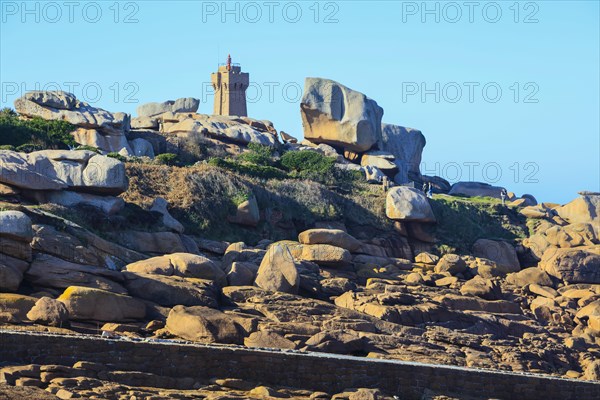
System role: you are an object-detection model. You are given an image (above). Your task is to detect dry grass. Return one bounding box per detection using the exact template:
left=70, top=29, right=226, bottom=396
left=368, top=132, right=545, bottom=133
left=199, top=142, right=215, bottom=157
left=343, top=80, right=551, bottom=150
left=122, top=163, right=390, bottom=243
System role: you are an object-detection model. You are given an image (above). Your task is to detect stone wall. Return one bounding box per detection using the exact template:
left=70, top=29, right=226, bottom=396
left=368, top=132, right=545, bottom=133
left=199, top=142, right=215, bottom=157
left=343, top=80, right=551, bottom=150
left=1, top=330, right=599, bottom=399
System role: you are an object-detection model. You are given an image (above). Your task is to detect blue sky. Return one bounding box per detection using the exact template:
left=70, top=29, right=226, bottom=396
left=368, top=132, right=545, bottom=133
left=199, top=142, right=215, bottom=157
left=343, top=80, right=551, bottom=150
left=1, top=0, right=598, bottom=204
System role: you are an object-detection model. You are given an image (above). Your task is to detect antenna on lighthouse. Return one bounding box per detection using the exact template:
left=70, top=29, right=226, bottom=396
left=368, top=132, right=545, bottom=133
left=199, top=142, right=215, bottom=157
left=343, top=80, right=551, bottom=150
left=226, top=54, right=232, bottom=71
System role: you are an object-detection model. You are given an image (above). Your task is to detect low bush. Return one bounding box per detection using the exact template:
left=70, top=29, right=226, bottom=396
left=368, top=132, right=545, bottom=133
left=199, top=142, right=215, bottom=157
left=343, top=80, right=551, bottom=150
left=237, top=142, right=276, bottom=166
left=75, top=145, right=101, bottom=153
left=16, top=143, right=45, bottom=153
left=280, top=150, right=335, bottom=174
left=107, top=152, right=126, bottom=162
left=155, top=153, right=178, bottom=166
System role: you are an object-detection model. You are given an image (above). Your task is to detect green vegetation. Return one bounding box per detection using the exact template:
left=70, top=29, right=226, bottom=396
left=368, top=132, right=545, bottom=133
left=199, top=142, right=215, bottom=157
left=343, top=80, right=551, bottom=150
left=230, top=190, right=251, bottom=206
left=280, top=150, right=335, bottom=174
left=16, top=143, right=45, bottom=153
left=279, top=150, right=362, bottom=188
left=107, top=152, right=126, bottom=162
left=122, top=163, right=388, bottom=244
left=430, top=194, right=528, bottom=254
left=208, top=157, right=288, bottom=180
left=237, top=143, right=276, bottom=166
left=75, top=145, right=101, bottom=153
left=0, top=107, right=76, bottom=149
left=155, top=153, right=178, bottom=166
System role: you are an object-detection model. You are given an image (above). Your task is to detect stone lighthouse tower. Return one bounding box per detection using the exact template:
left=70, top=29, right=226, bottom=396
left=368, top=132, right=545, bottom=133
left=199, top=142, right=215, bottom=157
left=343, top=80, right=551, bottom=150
left=211, top=54, right=249, bottom=117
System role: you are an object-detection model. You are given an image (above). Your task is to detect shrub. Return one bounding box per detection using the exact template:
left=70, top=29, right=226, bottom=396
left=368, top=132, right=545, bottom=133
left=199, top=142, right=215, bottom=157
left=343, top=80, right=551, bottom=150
left=208, top=157, right=288, bottom=180
left=0, top=144, right=15, bottom=151
left=231, top=190, right=251, bottom=206
left=280, top=150, right=335, bottom=174
left=107, top=152, right=126, bottom=162
left=279, top=150, right=362, bottom=187
left=75, top=145, right=101, bottom=153
left=16, top=143, right=44, bottom=153
left=0, top=107, right=76, bottom=149
left=155, top=153, right=178, bottom=166
left=237, top=142, right=276, bottom=166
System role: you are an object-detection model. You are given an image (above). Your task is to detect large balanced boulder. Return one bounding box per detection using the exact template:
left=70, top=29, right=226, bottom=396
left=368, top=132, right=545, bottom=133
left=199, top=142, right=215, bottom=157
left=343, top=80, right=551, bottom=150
left=449, top=182, right=507, bottom=199
left=385, top=187, right=435, bottom=222
left=379, top=124, right=426, bottom=184
left=57, top=286, right=145, bottom=322
left=539, top=246, right=600, bottom=284
left=472, top=239, right=520, bottom=274
left=300, top=77, right=383, bottom=152
left=166, top=305, right=250, bottom=344
left=298, top=229, right=361, bottom=252
left=255, top=244, right=300, bottom=294
left=555, top=193, right=600, bottom=225
left=14, top=91, right=131, bottom=154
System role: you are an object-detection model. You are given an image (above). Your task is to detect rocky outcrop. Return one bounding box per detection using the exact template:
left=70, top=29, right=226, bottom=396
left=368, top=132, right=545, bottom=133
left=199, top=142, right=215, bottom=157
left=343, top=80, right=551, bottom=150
left=506, top=267, right=553, bottom=287
left=287, top=243, right=352, bottom=267
left=137, top=98, right=199, bottom=118
left=378, top=124, right=426, bottom=184
left=166, top=305, right=251, bottom=344
left=162, top=114, right=278, bottom=147
left=125, top=253, right=226, bottom=285
left=555, top=193, right=600, bottom=225
left=14, top=91, right=131, bottom=154
left=539, top=246, right=600, bottom=284
left=25, top=254, right=127, bottom=294
left=0, top=211, right=33, bottom=291
left=448, top=182, right=507, bottom=199
left=434, top=254, right=467, bottom=275
left=298, top=229, right=361, bottom=252
left=122, top=272, right=218, bottom=308
left=0, top=150, right=127, bottom=213
left=0, top=211, right=33, bottom=242
left=300, top=78, right=383, bottom=152
left=472, top=239, right=520, bottom=274
left=385, top=187, right=435, bottom=222
left=360, top=151, right=398, bottom=175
